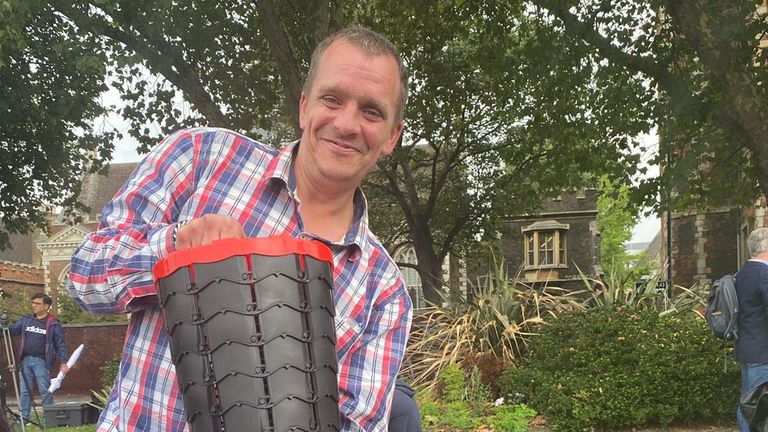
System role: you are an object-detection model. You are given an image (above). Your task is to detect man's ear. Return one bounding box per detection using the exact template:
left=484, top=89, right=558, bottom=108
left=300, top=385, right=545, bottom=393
left=381, top=120, right=404, bottom=156
left=299, top=92, right=307, bottom=131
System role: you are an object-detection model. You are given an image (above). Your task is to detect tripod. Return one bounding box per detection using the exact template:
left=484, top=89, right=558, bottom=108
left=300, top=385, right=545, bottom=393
left=0, top=313, right=28, bottom=432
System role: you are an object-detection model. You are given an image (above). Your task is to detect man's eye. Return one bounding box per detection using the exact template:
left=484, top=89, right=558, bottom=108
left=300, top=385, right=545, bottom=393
left=363, top=109, right=382, bottom=119
left=322, top=96, right=340, bottom=105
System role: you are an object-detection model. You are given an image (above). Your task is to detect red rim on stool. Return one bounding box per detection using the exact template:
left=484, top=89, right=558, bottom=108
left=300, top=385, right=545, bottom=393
left=153, top=236, right=340, bottom=432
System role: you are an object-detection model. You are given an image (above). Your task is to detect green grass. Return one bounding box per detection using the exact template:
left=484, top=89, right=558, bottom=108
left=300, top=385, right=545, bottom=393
left=4, top=416, right=97, bottom=432
left=14, top=425, right=96, bottom=432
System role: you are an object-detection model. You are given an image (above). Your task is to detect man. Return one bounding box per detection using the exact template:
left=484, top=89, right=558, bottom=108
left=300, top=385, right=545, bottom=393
left=735, top=227, right=768, bottom=432
left=389, top=379, right=422, bottom=432
left=8, top=293, right=69, bottom=424
left=68, top=25, right=412, bottom=431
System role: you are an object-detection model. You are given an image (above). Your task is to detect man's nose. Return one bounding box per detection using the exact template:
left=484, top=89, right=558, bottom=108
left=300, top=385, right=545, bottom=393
left=332, top=104, right=360, bottom=137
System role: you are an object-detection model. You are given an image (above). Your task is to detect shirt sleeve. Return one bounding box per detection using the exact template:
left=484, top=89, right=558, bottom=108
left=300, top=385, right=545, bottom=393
left=339, top=276, right=413, bottom=431
left=67, top=129, right=197, bottom=315
left=8, top=318, right=22, bottom=337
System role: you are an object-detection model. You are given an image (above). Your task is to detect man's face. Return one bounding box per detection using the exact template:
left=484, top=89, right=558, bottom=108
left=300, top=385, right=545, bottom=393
left=298, top=39, right=403, bottom=187
left=31, top=299, right=46, bottom=314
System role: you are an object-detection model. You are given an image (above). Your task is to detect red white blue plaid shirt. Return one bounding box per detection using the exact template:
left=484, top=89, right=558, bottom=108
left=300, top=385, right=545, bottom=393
left=68, top=128, right=412, bottom=431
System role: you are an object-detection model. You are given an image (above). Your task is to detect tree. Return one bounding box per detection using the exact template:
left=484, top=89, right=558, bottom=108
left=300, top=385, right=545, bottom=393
left=529, top=0, right=768, bottom=212
left=0, top=1, right=116, bottom=249
left=596, top=176, right=637, bottom=270
left=358, top=1, right=648, bottom=303
left=1, top=0, right=650, bottom=304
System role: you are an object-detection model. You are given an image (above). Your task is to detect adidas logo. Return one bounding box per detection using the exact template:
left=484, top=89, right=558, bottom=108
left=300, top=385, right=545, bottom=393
left=25, top=326, right=46, bottom=335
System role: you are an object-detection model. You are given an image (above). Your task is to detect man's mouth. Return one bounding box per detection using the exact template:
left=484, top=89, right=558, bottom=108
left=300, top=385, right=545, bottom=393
left=324, top=137, right=360, bottom=153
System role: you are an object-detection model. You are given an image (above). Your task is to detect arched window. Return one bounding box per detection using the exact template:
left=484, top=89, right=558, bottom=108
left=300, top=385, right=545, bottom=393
left=394, top=246, right=426, bottom=309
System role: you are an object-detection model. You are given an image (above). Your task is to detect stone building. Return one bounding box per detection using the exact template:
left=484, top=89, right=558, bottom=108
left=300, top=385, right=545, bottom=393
left=663, top=201, right=768, bottom=289
left=499, top=189, right=602, bottom=290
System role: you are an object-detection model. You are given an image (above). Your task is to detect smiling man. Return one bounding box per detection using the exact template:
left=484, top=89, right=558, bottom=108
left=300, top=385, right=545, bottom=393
left=68, top=26, right=412, bottom=432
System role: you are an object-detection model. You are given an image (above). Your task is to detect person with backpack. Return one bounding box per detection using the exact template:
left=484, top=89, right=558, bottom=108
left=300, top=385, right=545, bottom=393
left=8, top=293, right=68, bottom=425
left=735, top=228, right=768, bottom=432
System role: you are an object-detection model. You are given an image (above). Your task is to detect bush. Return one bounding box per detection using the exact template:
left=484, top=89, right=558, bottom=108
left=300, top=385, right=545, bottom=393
left=419, top=363, right=536, bottom=431
left=99, top=353, right=121, bottom=390
left=488, top=404, right=537, bottom=432
left=499, top=307, right=739, bottom=431
left=420, top=399, right=536, bottom=431
left=439, top=364, right=465, bottom=403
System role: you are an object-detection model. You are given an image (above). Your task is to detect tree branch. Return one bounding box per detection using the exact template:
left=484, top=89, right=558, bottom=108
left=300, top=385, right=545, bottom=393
left=65, top=3, right=230, bottom=127
left=255, top=0, right=304, bottom=134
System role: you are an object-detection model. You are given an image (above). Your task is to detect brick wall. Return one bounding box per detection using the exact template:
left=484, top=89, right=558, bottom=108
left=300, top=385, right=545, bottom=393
left=0, top=323, right=127, bottom=397
left=671, top=210, right=738, bottom=288
left=0, top=263, right=45, bottom=312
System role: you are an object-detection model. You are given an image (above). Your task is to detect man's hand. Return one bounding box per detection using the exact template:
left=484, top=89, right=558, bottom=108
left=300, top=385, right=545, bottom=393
left=175, top=214, right=246, bottom=250
left=60, top=364, right=70, bottom=375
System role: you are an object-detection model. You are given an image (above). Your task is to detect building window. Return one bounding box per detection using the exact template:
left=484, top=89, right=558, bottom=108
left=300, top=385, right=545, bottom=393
left=395, top=246, right=426, bottom=309
left=522, top=221, right=569, bottom=269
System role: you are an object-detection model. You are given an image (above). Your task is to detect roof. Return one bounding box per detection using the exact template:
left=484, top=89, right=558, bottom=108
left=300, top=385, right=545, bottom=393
left=0, top=231, right=39, bottom=265
left=76, top=162, right=139, bottom=222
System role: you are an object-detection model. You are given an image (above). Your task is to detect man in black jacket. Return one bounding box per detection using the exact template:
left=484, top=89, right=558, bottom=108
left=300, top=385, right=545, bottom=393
left=8, top=293, right=68, bottom=424
left=735, top=228, right=768, bottom=432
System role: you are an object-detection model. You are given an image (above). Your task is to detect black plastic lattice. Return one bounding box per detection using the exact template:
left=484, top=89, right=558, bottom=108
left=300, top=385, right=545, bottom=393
left=157, top=253, right=340, bottom=432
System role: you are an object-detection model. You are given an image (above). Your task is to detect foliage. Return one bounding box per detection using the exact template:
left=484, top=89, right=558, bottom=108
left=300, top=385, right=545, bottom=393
left=401, top=257, right=583, bottom=396
left=1, top=1, right=649, bottom=308
left=0, top=0, right=117, bottom=249
left=99, top=353, right=121, bottom=390
left=438, top=364, right=465, bottom=403
left=488, top=404, right=537, bottom=432
left=578, top=262, right=707, bottom=315
left=420, top=400, right=536, bottom=431
left=596, top=175, right=639, bottom=270
left=88, top=386, right=110, bottom=412
left=530, top=0, right=768, bottom=212
left=499, top=307, right=739, bottom=431
left=87, top=353, right=120, bottom=414
left=56, top=284, right=127, bottom=324
left=421, top=400, right=481, bottom=431
left=22, top=426, right=95, bottom=432
left=419, top=364, right=536, bottom=431
left=361, top=0, right=646, bottom=303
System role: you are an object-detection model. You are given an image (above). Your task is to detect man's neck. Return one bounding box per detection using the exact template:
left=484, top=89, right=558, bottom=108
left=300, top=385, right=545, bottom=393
left=295, top=183, right=356, bottom=241
left=35, top=312, right=48, bottom=320
left=753, top=252, right=768, bottom=261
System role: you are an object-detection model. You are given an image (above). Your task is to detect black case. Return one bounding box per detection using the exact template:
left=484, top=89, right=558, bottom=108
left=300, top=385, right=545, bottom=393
left=154, top=237, right=341, bottom=432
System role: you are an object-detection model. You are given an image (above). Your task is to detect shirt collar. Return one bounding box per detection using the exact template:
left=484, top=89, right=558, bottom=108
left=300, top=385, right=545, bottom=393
left=267, top=141, right=367, bottom=260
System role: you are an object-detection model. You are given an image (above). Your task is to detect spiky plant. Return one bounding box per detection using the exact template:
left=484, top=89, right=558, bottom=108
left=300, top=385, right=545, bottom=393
left=401, top=257, right=583, bottom=396
left=578, top=262, right=707, bottom=315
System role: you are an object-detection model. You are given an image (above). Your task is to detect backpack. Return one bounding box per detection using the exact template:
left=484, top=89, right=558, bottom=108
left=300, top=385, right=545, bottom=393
left=705, top=273, right=739, bottom=341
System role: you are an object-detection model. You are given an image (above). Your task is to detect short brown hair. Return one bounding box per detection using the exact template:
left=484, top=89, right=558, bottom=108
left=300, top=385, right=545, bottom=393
left=303, top=25, right=409, bottom=122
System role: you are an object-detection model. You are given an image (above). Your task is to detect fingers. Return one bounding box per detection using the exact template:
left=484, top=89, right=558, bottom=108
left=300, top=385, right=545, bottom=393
left=174, top=214, right=245, bottom=250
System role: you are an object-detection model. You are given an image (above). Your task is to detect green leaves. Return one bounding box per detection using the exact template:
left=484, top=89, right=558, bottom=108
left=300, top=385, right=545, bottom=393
left=501, top=307, right=739, bottom=430
left=0, top=0, right=112, bottom=248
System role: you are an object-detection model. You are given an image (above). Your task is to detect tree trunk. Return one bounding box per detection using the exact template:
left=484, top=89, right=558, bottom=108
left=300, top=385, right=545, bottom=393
left=410, top=216, right=446, bottom=306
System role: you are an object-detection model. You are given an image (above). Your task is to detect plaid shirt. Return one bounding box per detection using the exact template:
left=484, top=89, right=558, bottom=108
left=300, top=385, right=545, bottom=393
left=68, top=128, right=412, bottom=431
